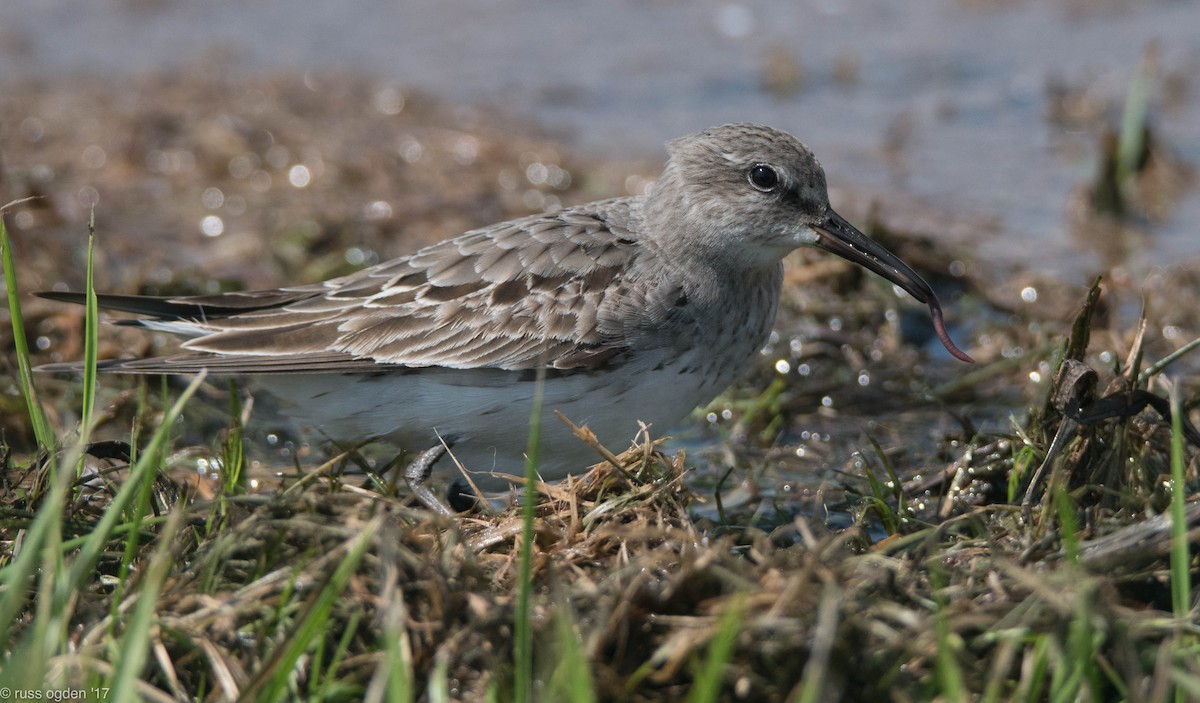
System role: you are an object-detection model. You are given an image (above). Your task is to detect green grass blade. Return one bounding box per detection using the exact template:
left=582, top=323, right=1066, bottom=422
left=930, top=566, right=967, bottom=703
left=257, top=516, right=380, bottom=703
left=1167, top=384, right=1191, bottom=620
left=1060, top=585, right=1098, bottom=703
left=311, top=609, right=360, bottom=698
left=514, top=368, right=545, bottom=703
left=427, top=644, right=452, bottom=703
left=546, top=602, right=596, bottom=703
left=221, top=380, right=247, bottom=495
left=1138, top=335, right=1200, bottom=385
left=0, top=440, right=83, bottom=654
left=1116, top=48, right=1152, bottom=190
left=1023, top=635, right=1052, bottom=701
left=0, top=210, right=56, bottom=449
left=1055, top=488, right=1080, bottom=566
left=2, top=456, right=71, bottom=691
left=863, top=433, right=904, bottom=534
left=933, top=601, right=967, bottom=703
left=382, top=603, right=414, bottom=703
left=686, top=595, right=745, bottom=703
left=60, top=372, right=206, bottom=600
left=1008, top=441, right=1038, bottom=504
left=81, top=210, right=99, bottom=435
left=386, top=646, right=414, bottom=703
left=109, top=424, right=162, bottom=631
left=108, top=508, right=185, bottom=702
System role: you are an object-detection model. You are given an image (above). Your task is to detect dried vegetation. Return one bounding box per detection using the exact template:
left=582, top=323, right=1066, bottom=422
left=2, top=69, right=1198, bottom=702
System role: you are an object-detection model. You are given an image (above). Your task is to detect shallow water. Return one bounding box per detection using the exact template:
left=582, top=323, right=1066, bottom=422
left=5, top=0, right=1199, bottom=279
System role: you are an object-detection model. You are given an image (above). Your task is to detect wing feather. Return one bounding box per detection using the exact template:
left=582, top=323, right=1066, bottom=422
left=43, top=197, right=665, bottom=374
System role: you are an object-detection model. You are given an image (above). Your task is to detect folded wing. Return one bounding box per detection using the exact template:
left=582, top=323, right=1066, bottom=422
left=40, top=199, right=650, bottom=375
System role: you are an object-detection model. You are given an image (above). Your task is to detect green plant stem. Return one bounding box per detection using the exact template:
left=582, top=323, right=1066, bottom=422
left=0, top=210, right=55, bottom=449
left=81, top=210, right=99, bottom=435
left=515, top=369, right=545, bottom=703
left=1168, top=384, right=1191, bottom=621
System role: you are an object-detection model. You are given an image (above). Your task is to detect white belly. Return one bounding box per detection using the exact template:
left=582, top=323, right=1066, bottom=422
left=256, top=345, right=740, bottom=490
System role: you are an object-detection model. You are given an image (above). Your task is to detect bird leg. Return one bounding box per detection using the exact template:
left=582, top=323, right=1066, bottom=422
left=404, top=443, right=454, bottom=516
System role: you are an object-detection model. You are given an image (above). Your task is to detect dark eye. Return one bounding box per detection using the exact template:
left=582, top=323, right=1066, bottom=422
left=748, top=164, right=779, bottom=191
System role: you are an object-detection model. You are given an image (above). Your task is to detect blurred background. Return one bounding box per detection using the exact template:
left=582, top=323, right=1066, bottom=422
left=4, top=0, right=1198, bottom=278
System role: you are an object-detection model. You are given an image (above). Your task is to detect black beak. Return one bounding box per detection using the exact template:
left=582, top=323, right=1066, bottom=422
left=813, top=209, right=974, bottom=363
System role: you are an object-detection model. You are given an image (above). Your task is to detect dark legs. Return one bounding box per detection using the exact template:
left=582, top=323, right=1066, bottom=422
left=403, top=443, right=454, bottom=516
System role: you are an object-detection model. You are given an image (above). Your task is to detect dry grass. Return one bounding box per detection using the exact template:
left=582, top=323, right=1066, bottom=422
left=3, top=310, right=1198, bottom=701
left=4, top=367, right=1195, bottom=695
left=2, top=68, right=1199, bottom=702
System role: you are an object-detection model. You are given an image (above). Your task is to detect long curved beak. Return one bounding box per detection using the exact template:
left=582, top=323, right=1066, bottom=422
left=813, top=209, right=974, bottom=363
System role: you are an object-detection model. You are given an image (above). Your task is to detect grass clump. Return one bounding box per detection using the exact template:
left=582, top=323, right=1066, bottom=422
left=3, top=214, right=1199, bottom=702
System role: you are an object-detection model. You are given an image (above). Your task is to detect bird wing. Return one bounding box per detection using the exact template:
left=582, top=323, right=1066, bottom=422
left=41, top=198, right=653, bottom=374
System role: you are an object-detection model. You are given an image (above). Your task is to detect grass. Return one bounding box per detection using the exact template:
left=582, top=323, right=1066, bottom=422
left=1169, top=384, right=1192, bottom=622
left=81, top=210, right=99, bottom=440
left=686, top=594, right=747, bottom=703
left=2, top=213, right=1199, bottom=703
left=1, top=208, right=54, bottom=450
left=515, top=368, right=545, bottom=703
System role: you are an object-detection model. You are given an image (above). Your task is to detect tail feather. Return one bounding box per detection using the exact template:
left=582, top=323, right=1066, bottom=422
left=37, top=350, right=394, bottom=375
left=36, top=289, right=318, bottom=320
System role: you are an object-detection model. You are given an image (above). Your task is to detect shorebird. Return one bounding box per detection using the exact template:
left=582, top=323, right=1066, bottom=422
left=41, top=123, right=972, bottom=514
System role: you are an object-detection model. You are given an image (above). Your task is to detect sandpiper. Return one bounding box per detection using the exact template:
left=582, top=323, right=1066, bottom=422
left=41, top=123, right=972, bottom=514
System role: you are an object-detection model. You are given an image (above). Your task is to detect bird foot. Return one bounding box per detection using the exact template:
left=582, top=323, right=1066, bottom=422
left=403, top=444, right=454, bottom=516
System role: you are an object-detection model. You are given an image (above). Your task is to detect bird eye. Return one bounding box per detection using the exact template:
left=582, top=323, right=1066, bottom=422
left=748, top=164, right=779, bottom=191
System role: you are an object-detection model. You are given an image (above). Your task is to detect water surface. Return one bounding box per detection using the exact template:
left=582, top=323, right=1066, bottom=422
left=5, top=0, right=1199, bottom=278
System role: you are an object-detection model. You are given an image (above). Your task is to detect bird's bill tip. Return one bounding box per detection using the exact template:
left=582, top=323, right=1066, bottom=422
left=812, top=209, right=974, bottom=363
